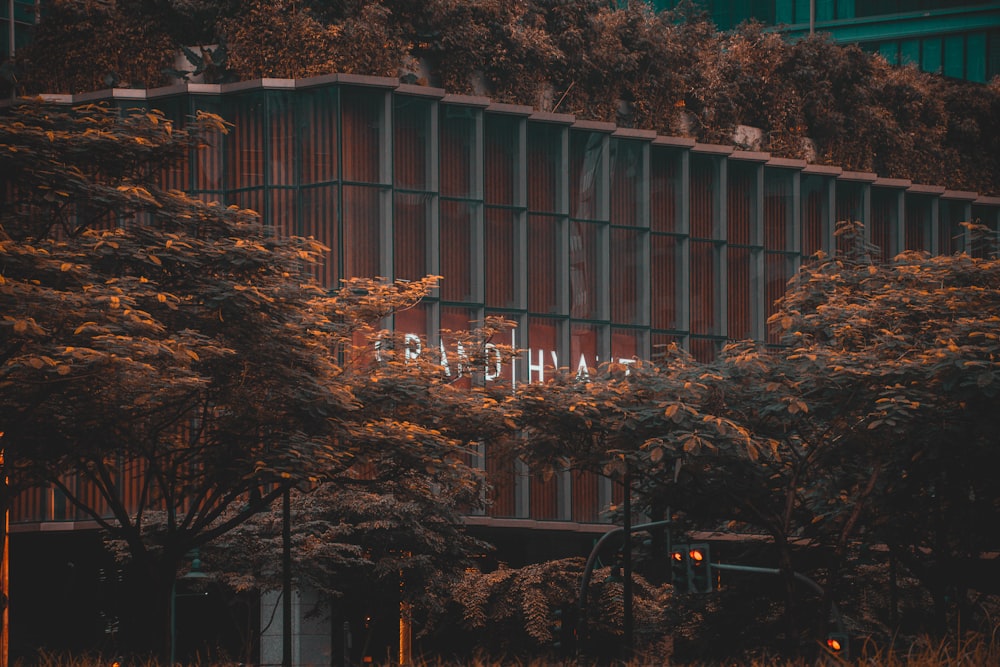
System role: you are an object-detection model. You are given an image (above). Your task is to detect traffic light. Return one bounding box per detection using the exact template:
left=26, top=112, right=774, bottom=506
left=550, top=607, right=564, bottom=650
left=670, top=544, right=690, bottom=593
left=688, top=543, right=712, bottom=593
left=549, top=606, right=576, bottom=654
left=825, top=632, right=849, bottom=659
left=670, top=543, right=713, bottom=593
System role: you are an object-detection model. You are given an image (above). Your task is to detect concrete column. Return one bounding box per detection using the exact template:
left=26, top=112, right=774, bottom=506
left=260, top=587, right=332, bottom=667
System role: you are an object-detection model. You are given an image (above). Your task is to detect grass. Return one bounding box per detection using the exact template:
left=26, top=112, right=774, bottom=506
left=23, top=632, right=1000, bottom=666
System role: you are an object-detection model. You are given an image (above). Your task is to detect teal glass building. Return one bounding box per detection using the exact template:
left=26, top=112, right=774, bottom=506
left=1, top=0, right=37, bottom=58
left=654, top=1, right=1000, bottom=82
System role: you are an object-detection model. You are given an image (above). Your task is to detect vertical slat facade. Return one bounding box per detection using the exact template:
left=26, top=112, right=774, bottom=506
left=12, top=80, right=1000, bottom=530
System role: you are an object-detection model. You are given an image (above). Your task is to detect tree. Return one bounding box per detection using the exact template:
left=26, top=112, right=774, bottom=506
left=445, top=557, right=677, bottom=659
left=0, top=101, right=479, bottom=655
left=698, top=338, right=903, bottom=644
left=202, top=320, right=519, bottom=655
left=504, top=352, right=756, bottom=655
left=205, top=481, right=486, bottom=661
left=510, top=351, right=753, bottom=482
left=770, top=221, right=1000, bottom=634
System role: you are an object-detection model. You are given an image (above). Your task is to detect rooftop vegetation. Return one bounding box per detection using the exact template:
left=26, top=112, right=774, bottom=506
left=6, top=0, right=999, bottom=195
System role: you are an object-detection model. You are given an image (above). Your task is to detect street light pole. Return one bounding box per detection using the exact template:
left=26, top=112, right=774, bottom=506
left=282, top=486, right=292, bottom=667
left=169, top=577, right=177, bottom=667
left=2, top=442, right=10, bottom=667
left=170, top=550, right=208, bottom=666
left=577, top=518, right=674, bottom=651
left=622, top=469, right=633, bottom=656
left=7, top=1, right=14, bottom=60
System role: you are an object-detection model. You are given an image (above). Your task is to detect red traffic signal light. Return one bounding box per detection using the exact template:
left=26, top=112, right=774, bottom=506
left=687, top=543, right=712, bottom=593
left=825, top=632, right=849, bottom=658
left=670, top=546, right=690, bottom=592
left=670, top=543, right=712, bottom=593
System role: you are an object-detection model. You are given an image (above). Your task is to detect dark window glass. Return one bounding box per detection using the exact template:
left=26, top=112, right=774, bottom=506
left=394, top=96, right=433, bottom=191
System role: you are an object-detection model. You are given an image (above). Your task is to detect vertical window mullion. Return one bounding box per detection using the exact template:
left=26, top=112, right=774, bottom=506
left=380, top=88, right=393, bottom=280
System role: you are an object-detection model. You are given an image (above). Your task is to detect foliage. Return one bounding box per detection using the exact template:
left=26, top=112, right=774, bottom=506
left=15, top=0, right=175, bottom=93
left=0, top=101, right=487, bottom=655
left=17, top=630, right=1000, bottom=666
left=8, top=1, right=998, bottom=193
left=201, top=321, right=518, bottom=632
left=504, top=222, right=1000, bottom=651
left=700, top=23, right=806, bottom=153
left=203, top=480, right=489, bottom=640
left=0, top=100, right=338, bottom=650
left=769, top=221, right=1000, bottom=634
left=217, top=0, right=347, bottom=80
left=218, top=0, right=413, bottom=80
left=442, top=558, right=676, bottom=658
left=508, top=353, right=755, bottom=483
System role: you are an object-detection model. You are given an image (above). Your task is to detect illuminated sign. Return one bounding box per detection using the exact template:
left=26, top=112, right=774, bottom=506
left=393, top=329, right=637, bottom=386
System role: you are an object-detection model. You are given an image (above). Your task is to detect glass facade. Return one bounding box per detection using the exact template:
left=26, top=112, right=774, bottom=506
left=659, top=1, right=1000, bottom=82
left=1, top=0, right=37, bottom=58
left=12, top=77, right=1000, bottom=527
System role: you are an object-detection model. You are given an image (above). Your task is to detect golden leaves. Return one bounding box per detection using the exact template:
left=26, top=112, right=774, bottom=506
left=681, top=433, right=707, bottom=453
left=786, top=399, right=808, bottom=415
left=8, top=317, right=45, bottom=336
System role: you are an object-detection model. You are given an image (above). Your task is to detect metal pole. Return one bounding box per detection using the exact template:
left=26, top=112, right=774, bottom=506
left=809, top=0, right=815, bottom=35
left=709, top=562, right=845, bottom=633
left=342, top=621, right=351, bottom=667
left=7, top=0, right=14, bottom=60
left=1, top=496, right=6, bottom=667
left=282, top=487, right=292, bottom=667
left=1, top=446, right=8, bottom=667
left=621, top=469, right=633, bottom=656
left=169, top=578, right=176, bottom=667
left=398, top=601, right=412, bottom=665
left=576, top=520, right=673, bottom=642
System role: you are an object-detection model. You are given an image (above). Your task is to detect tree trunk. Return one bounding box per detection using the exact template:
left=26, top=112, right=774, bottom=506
left=118, top=553, right=178, bottom=660
left=774, top=535, right=799, bottom=651
left=0, top=481, right=8, bottom=667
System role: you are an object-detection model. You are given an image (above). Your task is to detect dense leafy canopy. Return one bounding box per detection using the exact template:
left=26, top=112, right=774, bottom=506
left=2, top=90, right=999, bottom=662
left=769, top=222, right=1000, bottom=628
left=0, top=101, right=495, bottom=653
left=204, top=319, right=519, bottom=627
left=505, top=222, right=1000, bottom=648
left=8, top=0, right=999, bottom=194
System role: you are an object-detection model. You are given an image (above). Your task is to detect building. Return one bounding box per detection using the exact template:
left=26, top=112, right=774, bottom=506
left=14, top=74, right=1000, bottom=528
left=7, top=75, right=1000, bottom=661
left=654, top=0, right=1000, bottom=82
left=1, top=0, right=36, bottom=59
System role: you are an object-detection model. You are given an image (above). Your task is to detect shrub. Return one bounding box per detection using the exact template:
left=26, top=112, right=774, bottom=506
left=16, top=0, right=174, bottom=93
left=9, top=3, right=1000, bottom=205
